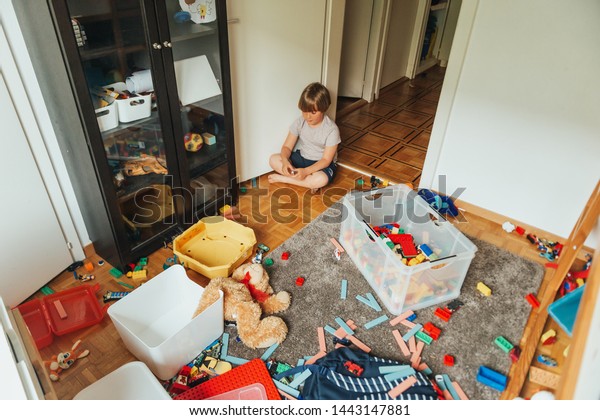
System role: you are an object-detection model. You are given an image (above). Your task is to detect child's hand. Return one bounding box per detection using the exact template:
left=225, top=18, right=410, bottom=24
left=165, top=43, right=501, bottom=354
left=282, top=160, right=296, bottom=176
left=292, top=167, right=308, bottom=180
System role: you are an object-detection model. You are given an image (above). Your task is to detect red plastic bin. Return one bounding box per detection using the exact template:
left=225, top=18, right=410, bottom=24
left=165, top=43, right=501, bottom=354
left=17, top=284, right=108, bottom=349
left=17, top=299, right=53, bottom=349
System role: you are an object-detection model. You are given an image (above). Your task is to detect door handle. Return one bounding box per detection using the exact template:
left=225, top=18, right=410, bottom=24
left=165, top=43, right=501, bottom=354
left=163, top=41, right=172, bottom=48
left=152, top=42, right=162, bottom=50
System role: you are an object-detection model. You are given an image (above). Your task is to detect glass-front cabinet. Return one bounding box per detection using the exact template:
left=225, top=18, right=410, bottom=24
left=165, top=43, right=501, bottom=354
left=44, top=0, right=236, bottom=271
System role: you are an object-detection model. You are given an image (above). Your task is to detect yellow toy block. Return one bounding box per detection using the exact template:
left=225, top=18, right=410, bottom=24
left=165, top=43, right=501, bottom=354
left=541, top=329, right=556, bottom=343
left=127, top=269, right=148, bottom=280
left=476, top=281, right=492, bottom=296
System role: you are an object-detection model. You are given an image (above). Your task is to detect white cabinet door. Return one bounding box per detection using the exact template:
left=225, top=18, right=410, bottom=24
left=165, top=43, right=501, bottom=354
left=0, top=73, right=72, bottom=308
left=227, top=0, right=327, bottom=181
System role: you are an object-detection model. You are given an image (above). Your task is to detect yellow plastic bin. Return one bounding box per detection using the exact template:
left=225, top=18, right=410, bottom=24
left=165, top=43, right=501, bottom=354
left=173, top=216, right=256, bottom=279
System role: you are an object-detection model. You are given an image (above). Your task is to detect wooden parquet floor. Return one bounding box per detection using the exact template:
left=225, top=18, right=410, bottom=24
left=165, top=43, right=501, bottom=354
left=22, top=166, right=582, bottom=400
left=336, top=66, right=447, bottom=186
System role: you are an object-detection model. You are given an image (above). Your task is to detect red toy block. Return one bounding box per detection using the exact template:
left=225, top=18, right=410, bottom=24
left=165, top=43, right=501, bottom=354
left=281, top=252, right=290, bottom=260
left=443, top=354, right=455, bottom=367
left=509, top=346, right=521, bottom=363
left=525, top=293, right=540, bottom=308
left=515, top=226, right=526, bottom=235
left=344, top=361, right=364, bottom=376
left=434, top=307, right=451, bottom=322
left=295, top=277, right=305, bottom=286
left=423, top=322, right=441, bottom=340
left=542, top=336, right=557, bottom=346
left=387, top=234, right=418, bottom=257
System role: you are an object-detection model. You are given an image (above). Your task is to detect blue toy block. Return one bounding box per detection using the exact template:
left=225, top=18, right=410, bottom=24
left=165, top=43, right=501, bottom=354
left=288, top=369, right=312, bottom=389
left=340, top=279, right=348, bottom=299
left=261, top=343, right=279, bottom=361
left=364, top=315, right=389, bottom=330
left=443, top=374, right=460, bottom=400
left=365, top=293, right=382, bottom=312
left=476, top=366, right=507, bottom=391
left=406, top=313, right=417, bottom=322
left=402, top=323, right=423, bottom=341
left=334, top=317, right=354, bottom=336
left=221, top=333, right=229, bottom=359
left=273, top=379, right=300, bottom=398
left=324, top=325, right=338, bottom=336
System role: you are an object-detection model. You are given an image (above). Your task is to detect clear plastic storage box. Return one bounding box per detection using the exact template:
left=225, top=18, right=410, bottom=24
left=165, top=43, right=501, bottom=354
left=339, top=184, right=477, bottom=314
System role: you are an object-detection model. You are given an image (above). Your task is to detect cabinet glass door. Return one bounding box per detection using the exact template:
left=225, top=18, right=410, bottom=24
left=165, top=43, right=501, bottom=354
left=67, top=0, right=176, bottom=248
left=164, top=0, right=230, bottom=214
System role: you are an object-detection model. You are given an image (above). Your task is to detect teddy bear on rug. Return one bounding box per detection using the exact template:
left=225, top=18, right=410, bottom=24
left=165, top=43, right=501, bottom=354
left=193, top=263, right=290, bottom=349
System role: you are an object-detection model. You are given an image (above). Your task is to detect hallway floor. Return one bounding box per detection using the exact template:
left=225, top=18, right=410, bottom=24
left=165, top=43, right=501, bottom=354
left=336, top=66, right=446, bottom=186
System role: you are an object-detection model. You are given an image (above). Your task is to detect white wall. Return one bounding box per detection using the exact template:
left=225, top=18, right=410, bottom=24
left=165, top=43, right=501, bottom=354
left=0, top=1, right=89, bottom=254
left=422, top=0, right=600, bottom=247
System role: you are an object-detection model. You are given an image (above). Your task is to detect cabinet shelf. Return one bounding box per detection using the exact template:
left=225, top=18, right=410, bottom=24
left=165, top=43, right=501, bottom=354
left=79, top=44, right=145, bottom=60
left=187, top=142, right=228, bottom=178
left=431, top=2, right=448, bottom=12
left=170, top=21, right=217, bottom=43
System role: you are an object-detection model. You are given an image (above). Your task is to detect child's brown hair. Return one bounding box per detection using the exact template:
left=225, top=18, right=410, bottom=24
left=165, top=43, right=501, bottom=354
left=298, top=82, right=331, bottom=113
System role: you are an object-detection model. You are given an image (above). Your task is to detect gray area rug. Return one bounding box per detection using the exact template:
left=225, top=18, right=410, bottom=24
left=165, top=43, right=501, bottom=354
left=224, top=202, right=545, bottom=400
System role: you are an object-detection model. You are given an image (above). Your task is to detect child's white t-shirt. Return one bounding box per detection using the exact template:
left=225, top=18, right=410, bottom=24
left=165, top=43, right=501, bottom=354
left=290, top=115, right=341, bottom=162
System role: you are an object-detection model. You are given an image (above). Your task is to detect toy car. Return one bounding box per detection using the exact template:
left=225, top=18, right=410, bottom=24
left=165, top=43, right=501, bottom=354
left=344, top=361, right=364, bottom=376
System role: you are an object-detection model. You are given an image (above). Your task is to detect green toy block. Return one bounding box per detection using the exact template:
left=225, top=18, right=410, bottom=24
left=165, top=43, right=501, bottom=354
left=139, top=257, right=148, bottom=266
left=494, top=336, right=514, bottom=353
left=40, top=286, right=54, bottom=295
left=415, top=330, right=433, bottom=345
left=109, top=267, right=123, bottom=279
left=264, top=257, right=274, bottom=267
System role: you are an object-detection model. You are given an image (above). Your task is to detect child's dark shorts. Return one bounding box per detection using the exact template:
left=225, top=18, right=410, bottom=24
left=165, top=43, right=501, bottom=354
left=290, top=150, right=337, bottom=184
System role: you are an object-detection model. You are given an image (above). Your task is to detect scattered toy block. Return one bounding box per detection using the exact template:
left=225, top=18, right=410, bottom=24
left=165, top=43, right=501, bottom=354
left=477, top=281, right=492, bottom=296
left=340, top=279, right=347, bottom=299
left=415, top=330, right=432, bottom=345
left=477, top=366, right=507, bottom=391
left=408, top=336, right=417, bottom=353
left=84, top=261, right=94, bottom=272
left=389, top=310, right=415, bottom=326
left=387, top=376, right=417, bottom=399
left=434, top=307, right=451, bottom=322
left=109, top=267, right=123, bottom=279
left=402, top=323, right=423, bottom=342
left=443, top=354, right=455, bottom=367
left=526, top=293, right=540, bottom=308
left=330, top=238, right=345, bottom=254
left=452, top=381, right=469, bottom=400
left=281, top=252, right=290, bottom=260
left=494, top=336, right=514, bottom=353
left=364, top=315, right=389, bottom=330
left=537, top=354, right=558, bottom=367
left=317, top=327, right=326, bottom=353
left=295, top=277, right=305, bottom=286
left=334, top=317, right=354, bottom=336
left=264, top=257, right=274, bottom=267
left=392, top=330, right=411, bottom=357
left=443, top=374, right=460, bottom=400
left=509, top=346, right=521, bottom=363
left=406, top=313, right=417, bottom=322
left=423, top=322, right=441, bottom=340
left=347, top=335, right=371, bottom=353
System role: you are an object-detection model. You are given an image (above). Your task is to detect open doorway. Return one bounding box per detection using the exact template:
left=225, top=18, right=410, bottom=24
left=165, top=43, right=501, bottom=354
left=335, top=0, right=461, bottom=187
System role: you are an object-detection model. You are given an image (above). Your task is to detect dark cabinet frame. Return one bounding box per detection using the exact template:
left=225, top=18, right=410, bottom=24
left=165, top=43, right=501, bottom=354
left=45, top=0, right=237, bottom=271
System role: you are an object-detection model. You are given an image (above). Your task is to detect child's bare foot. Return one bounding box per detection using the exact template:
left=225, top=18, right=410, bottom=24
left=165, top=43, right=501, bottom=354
left=268, top=173, right=286, bottom=184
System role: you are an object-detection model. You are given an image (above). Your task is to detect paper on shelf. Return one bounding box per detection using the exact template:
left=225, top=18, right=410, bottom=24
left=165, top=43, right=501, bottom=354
left=174, top=55, right=221, bottom=106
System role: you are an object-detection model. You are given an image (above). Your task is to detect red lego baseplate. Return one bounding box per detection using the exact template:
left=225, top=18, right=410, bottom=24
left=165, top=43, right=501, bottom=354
left=174, top=358, right=281, bottom=400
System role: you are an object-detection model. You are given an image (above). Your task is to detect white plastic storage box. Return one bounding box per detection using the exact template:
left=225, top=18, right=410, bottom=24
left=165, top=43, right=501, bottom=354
left=104, top=82, right=152, bottom=123
left=107, top=265, right=223, bottom=380
left=95, top=101, right=118, bottom=132
left=339, top=184, right=477, bottom=314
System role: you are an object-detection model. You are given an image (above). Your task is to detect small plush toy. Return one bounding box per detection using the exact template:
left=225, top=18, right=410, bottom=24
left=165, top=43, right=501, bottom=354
left=193, top=263, right=290, bottom=349
left=45, top=339, right=90, bottom=381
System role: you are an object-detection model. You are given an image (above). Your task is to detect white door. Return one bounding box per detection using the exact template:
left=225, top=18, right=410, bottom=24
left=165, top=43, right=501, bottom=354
left=338, top=0, right=373, bottom=98
left=227, top=0, right=327, bottom=181
left=380, top=0, right=421, bottom=88
left=0, top=74, right=72, bottom=308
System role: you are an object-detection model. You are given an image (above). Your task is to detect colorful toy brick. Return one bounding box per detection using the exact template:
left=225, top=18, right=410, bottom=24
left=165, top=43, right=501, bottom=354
left=109, top=267, right=123, bottom=279
left=364, top=315, right=389, bottom=330
left=476, top=366, right=508, bottom=391
left=295, top=277, right=305, bottom=286
left=476, top=282, right=492, bottom=296
left=84, top=261, right=94, bottom=272
left=525, top=293, right=540, bottom=308
left=509, top=346, right=521, bottom=363
left=494, top=336, right=514, bottom=353
left=415, top=330, right=432, bottom=345
left=423, top=322, right=441, bottom=340
left=281, top=251, right=290, bottom=260
left=443, top=354, right=455, bottom=367
left=340, top=279, right=347, bottom=299
left=434, top=307, right=451, bottom=322
left=537, top=354, right=558, bottom=367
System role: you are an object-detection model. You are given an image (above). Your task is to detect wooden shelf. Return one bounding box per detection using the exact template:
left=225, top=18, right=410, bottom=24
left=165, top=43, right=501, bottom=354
left=170, top=21, right=217, bottom=43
